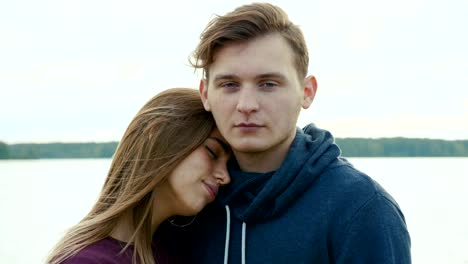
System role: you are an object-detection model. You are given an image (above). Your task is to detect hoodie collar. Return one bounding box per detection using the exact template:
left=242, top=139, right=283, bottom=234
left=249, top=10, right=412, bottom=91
left=218, top=124, right=342, bottom=223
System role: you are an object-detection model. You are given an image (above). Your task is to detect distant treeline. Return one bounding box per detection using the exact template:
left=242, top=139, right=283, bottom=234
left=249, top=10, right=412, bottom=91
left=1, top=138, right=467, bottom=159
left=0, top=142, right=118, bottom=159
left=335, top=138, right=468, bottom=157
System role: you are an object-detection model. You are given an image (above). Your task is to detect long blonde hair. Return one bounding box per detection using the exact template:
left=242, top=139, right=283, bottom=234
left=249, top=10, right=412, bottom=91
left=47, top=88, right=215, bottom=264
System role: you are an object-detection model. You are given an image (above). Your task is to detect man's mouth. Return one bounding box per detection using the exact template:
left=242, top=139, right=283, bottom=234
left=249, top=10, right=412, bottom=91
left=235, top=122, right=262, bottom=127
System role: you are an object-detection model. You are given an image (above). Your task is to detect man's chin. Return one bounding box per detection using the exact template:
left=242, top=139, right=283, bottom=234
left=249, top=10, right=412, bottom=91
left=231, top=143, right=269, bottom=154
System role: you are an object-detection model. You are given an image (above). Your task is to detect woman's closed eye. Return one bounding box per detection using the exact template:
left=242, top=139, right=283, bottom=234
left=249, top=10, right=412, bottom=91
left=204, top=145, right=218, bottom=159
left=205, top=137, right=230, bottom=160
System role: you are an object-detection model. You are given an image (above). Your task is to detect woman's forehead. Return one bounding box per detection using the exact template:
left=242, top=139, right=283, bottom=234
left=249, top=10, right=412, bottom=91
left=208, top=129, right=230, bottom=152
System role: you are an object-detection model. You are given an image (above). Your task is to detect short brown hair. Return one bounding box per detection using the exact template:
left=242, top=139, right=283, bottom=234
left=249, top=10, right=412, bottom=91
left=190, top=3, right=309, bottom=79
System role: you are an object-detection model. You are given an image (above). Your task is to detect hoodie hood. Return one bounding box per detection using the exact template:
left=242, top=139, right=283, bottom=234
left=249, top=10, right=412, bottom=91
left=218, top=124, right=344, bottom=223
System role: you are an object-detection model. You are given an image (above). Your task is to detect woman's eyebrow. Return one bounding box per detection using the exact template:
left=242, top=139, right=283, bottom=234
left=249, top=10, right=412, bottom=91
left=208, top=137, right=230, bottom=153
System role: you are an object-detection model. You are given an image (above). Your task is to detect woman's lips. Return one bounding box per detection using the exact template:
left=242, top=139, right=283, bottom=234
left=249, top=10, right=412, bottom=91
left=203, top=182, right=218, bottom=201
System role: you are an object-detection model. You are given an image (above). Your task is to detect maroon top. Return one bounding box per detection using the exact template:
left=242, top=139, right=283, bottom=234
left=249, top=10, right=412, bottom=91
left=60, top=236, right=170, bottom=264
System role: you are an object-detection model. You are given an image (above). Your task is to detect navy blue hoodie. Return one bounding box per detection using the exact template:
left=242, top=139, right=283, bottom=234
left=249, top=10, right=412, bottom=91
left=161, top=124, right=411, bottom=263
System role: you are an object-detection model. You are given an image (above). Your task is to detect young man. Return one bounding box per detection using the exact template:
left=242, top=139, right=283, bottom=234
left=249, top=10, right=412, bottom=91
left=165, top=3, right=411, bottom=263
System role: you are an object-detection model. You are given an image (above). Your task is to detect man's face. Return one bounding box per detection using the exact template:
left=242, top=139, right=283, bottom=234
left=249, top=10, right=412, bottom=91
left=200, top=33, right=317, bottom=157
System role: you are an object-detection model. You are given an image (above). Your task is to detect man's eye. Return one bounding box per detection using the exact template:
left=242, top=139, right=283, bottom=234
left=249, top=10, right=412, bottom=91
left=260, top=81, right=278, bottom=89
left=221, top=82, right=238, bottom=89
left=204, top=146, right=218, bottom=159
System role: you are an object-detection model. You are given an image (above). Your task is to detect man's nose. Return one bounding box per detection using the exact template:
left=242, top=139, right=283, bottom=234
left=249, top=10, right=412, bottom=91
left=236, top=87, right=259, bottom=115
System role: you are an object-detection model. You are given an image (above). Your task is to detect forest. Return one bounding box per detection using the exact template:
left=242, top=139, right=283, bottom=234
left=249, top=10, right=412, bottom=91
left=1, top=138, right=467, bottom=159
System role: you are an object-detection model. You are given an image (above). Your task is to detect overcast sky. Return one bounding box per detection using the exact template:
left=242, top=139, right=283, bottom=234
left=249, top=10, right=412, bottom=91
left=1, top=0, right=467, bottom=143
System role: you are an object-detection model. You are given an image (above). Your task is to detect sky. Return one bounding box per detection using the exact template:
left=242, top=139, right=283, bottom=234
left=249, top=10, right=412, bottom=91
left=1, top=0, right=467, bottom=143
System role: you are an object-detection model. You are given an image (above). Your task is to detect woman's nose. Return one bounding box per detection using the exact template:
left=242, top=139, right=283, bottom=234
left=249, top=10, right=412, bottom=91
left=214, top=165, right=231, bottom=186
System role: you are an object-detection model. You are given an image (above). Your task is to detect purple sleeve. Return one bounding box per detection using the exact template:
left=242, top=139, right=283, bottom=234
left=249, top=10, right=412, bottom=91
left=60, top=255, right=103, bottom=264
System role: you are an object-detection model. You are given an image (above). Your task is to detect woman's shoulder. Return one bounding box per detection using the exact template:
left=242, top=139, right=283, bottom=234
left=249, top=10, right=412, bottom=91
left=60, top=254, right=102, bottom=264
left=61, top=237, right=133, bottom=264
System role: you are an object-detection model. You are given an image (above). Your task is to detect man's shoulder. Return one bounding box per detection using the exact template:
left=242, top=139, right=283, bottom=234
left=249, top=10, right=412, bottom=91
left=333, top=163, right=397, bottom=201
left=303, top=162, right=400, bottom=213
left=317, top=162, right=377, bottom=192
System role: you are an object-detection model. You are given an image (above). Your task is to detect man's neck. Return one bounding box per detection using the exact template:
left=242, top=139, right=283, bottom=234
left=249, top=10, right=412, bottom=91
left=234, top=132, right=296, bottom=173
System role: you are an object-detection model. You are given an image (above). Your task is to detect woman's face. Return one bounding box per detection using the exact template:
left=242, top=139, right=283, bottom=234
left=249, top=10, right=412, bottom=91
left=160, top=129, right=231, bottom=216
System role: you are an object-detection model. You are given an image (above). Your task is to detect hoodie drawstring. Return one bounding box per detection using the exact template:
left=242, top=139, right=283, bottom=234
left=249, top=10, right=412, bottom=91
left=224, top=205, right=247, bottom=264
left=224, top=205, right=231, bottom=264
left=241, top=222, right=246, bottom=264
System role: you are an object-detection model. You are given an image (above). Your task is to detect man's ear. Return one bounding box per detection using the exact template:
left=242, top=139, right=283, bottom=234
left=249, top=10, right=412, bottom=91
left=301, top=75, right=317, bottom=109
left=199, top=79, right=211, bottom=111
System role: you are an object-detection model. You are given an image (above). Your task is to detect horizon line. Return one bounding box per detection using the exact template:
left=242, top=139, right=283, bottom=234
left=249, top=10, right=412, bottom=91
left=3, top=137, right=468, bottom=145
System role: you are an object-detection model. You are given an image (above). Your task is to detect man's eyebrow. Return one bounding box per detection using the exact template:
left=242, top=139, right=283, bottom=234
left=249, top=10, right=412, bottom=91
left=213, top=74, right=239, bottom=82
left=208, top=137, right=230, bottom=153
left=257, top=72, right=287, bottom=81
left=213, top=72, right=287, bottom=82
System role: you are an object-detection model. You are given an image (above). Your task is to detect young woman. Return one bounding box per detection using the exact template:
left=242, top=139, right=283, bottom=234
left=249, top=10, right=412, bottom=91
left=46, top=88, right=231, bottom=264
